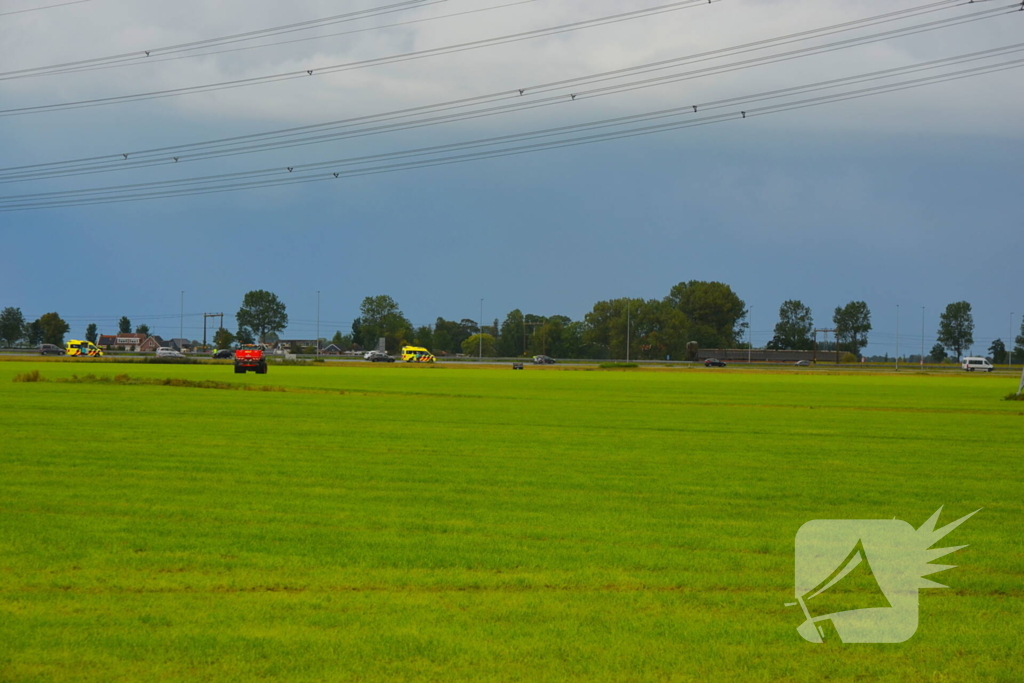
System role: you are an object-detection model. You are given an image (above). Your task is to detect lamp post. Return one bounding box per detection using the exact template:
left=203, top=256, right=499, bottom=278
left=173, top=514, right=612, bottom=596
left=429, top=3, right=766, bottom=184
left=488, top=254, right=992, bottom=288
left=895, top=304, right=900, bottom=371
left=1011, top=312, right=1016, bottom=369
left=626, top=301, right=630, bottom=363
left=316, top=290, right=320, bottom=356
left=921, top=306, right=925, bottom=367
left=479, top=299, right=483, bottom=360
left=748, top=306, right=753, bottom=364
left=179, top=291, right=184, bottom=340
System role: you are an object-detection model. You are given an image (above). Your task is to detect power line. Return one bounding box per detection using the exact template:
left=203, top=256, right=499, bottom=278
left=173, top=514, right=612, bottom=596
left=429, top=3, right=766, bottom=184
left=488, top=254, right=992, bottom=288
left=3, top=51, right=1020, bottom=210
left=0, top=0, right=716, bottom=116
left=0, top=0, right=1010, bottom=182
left=0, top=0, right=89, bottom=18
left=0, top=0, right=538, bottom=81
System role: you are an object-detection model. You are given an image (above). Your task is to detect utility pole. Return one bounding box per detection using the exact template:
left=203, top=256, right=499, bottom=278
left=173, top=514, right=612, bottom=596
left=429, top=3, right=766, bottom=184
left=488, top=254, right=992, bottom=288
left=317, top=291, right=320, bottom=356
left=1011, top=312, right=1016, bottom=369
left=479, top=299, right=483, bottom=359
left=180, top=291, right=184, bottom=340
left=921, top=307, right=925, bottom=367
left=748, top=306, right=753, bottom=364
left=896, top=304, right=900, bottom=371
left=203, top=313, right=223, bottom=350
left=626, top=301, right=631, bottom=363
left=814, top=328, right=837, bottom=364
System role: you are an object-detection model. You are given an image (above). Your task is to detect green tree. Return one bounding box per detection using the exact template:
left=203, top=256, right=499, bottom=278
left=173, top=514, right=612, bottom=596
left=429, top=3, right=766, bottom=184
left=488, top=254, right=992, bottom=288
left=937, top=301, right=974, bottom=360
left=497, top=309, right=525, bottom=356
left=462, top=333, right=496, bottom=357
left=929, top=343, right=948, bottom=363
left=988, top=339, right=1007, bottom=365
left=582, top=298, right=685, bottom=359
left=351, top=318, right=364, bottom=348
left=665, top=281, right=745, bottom=348
left=769, top=300, right=814, bottom=350
left=25, top=320, right=43, bottom=346
left=359, top=295, right=411, bottom=353
left=1014, top=319, right=1024, bottom=364
left=85, top=323, right=98, bottom=343
left=236, top=290, right=288, bottom=343
left=38, top=312, right=70, bottom=346
left=0, top=307, right=26, bottom=347
left=135, top=324, right=150, bottom=336
left=413, top=325, right=434, bottom=350
left=833, top=301, right=872, bottom=357
left=118, top=316, right=131, bottom=334
left=236, top=327, right=255, bottom=345
left=213, top=327, right=236, bottom=349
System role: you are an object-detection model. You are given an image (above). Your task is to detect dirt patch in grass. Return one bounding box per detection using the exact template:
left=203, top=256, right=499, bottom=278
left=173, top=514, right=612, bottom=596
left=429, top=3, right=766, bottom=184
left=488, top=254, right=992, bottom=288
left=12, top=372, right=285, bottom=392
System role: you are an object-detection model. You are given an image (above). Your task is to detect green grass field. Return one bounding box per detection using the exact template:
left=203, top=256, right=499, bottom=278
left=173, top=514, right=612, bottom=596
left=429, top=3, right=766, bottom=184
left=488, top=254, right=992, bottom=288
left=1, top=360, right=1021, bottom=682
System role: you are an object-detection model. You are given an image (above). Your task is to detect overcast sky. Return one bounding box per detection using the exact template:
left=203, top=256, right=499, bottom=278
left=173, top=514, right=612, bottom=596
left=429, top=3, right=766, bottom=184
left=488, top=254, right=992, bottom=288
left=1, top=0, right=1021, bottom=354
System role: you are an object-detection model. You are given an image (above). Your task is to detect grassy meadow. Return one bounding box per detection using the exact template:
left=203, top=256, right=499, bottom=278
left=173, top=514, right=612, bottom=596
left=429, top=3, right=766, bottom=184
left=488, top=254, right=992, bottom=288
left=1, top=360, right=1021, bottom=682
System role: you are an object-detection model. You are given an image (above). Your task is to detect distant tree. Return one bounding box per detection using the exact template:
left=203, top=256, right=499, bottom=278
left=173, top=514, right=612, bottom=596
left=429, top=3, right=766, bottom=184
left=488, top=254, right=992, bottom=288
left=351, top=318, right=364, bottom=348
left=833, top=301, right=872, bottom=357
left=85, top=323, right=98, bottom=343
left=462, top=333, right=496, bottom=357
left=0, top=307, right=26, bottom=347
left=213, top=327, right=235, bottom=349
left=135, top=324, right=150, bottom=336
left=331, top=330, right=345, bottom=346
left=929, top=343, right=948, bottom=364
left=413, top=325, right=434, bottom=350
left=498, top=309, right=525, bottom=356
left=38, top=312, right=70, bottom=346
left=665, top=281, right=745, bottom=348
left=937, top=301, right=974, bottom=360
left=236, top=290, right=288, bottom=343
left=25, top=320, right=43, bottom=346
left=118, top=316, right=131, bottom=334
left=359, top=295, right=411, bottom=353
left=770, top=300, right=814, bottom=350
left=236, top=327, right=255, bottom=345
left=988, top=339, right=1007, bottom=365
left=1015, top=319, right=1024, bottom=364
left=263, top=331, right=280, bottom=345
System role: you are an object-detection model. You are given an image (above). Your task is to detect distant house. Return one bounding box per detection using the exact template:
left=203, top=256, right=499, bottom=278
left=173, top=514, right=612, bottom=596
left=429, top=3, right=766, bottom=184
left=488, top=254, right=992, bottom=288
left=139, top=336, right=167, bottom=353
left=277, top=339, right=318, bottom=352
left=97, top=333, right=147, bottom=351
left=167, top=338, right=192, bottom=352
left=320, top=344, right=342, bottom=355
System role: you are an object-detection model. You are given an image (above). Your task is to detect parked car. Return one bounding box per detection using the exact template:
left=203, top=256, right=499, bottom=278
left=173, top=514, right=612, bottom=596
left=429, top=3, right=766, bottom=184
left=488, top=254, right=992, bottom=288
left=961, top=357, right=993, bottom=372
left=364, top=350, right=391, bottom=361
left=794, top=360, right=811, bottom=367
left=532, top=355, right=556, bottom=365
left=39, top=343, right=65, bottom=355
left=704, top=358, right=727, bottom=367
left=212, top=349, right=234, bottom=359
left=156, top=347, right=185, bottom=359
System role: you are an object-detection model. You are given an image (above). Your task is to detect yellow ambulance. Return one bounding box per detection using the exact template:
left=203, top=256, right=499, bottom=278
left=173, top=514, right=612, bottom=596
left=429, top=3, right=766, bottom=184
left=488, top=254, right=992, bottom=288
left=401, top=346, right=435, bottom=363
left=65, top=340, right=104, bottom=357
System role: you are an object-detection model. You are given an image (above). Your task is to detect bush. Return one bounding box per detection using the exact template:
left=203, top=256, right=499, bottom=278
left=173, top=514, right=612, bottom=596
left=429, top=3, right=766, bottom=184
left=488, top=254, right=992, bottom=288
left=1004, top=392, right=1024, bottom=402
left=839, top=352, right=859, bottom=364
left=599, top=362, right=639, bottom=369
left=12, top=370, right=45, bottom=382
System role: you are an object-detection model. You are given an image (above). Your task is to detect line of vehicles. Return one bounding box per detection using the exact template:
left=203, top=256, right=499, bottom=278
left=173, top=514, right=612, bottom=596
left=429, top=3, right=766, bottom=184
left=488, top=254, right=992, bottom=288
left=31, top=342, right=1001, bottom=372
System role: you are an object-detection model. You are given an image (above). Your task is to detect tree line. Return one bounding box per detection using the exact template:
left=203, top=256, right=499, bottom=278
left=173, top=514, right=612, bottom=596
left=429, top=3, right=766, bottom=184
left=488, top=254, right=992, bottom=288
left=2, top=287, right=1021, bottom=362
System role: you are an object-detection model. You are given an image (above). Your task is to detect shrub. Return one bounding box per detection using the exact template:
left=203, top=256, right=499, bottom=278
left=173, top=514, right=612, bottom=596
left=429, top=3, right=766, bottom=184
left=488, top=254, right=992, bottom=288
left=599, top=362, right=639, bottom=369
left=839, top=352, right=859, bottom=364
left=12, top=370, right=45, bottom=382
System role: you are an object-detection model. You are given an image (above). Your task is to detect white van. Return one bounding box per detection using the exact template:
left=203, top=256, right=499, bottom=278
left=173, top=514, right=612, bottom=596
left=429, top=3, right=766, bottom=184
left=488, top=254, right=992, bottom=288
left=961, top=357, right=993, bottom=372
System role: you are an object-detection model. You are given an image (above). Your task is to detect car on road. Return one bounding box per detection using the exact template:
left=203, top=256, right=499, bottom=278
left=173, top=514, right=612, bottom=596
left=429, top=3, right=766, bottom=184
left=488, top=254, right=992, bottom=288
left=156, top=347, right=186, bottom=359
left=212, top=349, right=234, bottom=359
left=532, top=355, right=556, bottom=365
left=794, top=360, right=811, bottom=367
left=961, top=357, right=994, bottom=372
left=39, top=344, right=65, bottom=355
left=704, top=358, right=727, bottom=367
left=364, top=350, right=392, bottom=362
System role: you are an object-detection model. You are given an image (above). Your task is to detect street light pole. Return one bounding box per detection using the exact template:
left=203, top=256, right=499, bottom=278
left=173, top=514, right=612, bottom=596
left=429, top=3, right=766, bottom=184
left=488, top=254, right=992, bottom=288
left=921, top=306, right=925, bottom=367
left=479, top=299, right=483, bottom=360
left=626, top=301, right=631, bottom=363
left=317, top=290, right=320, bottom=356
left=1011, top=312, right=1016, bottom=369
left=895, top=304, right=900, bottom=371
left=748, top=306, right=753, bottom=364
left=179, top=291, right=184, bottom=340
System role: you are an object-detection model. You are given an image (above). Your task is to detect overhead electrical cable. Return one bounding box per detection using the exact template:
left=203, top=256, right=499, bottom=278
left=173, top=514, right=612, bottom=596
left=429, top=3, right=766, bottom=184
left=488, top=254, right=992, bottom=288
left=0, top=0, right=717, bottom=116
left=0, top=0, right=89, bottom=17
left=0, top=0, right=539, bottom=81
left=0, top=0, right=449, bottom=78
left=2, top=51, right=1020, bottom=210
left=0, top=0, right=1013, bottom=183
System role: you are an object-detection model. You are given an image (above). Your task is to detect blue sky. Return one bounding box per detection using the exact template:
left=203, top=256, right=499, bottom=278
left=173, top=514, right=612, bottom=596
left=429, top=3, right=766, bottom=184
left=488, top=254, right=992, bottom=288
left=1, top=0, right=1021, bottom=355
